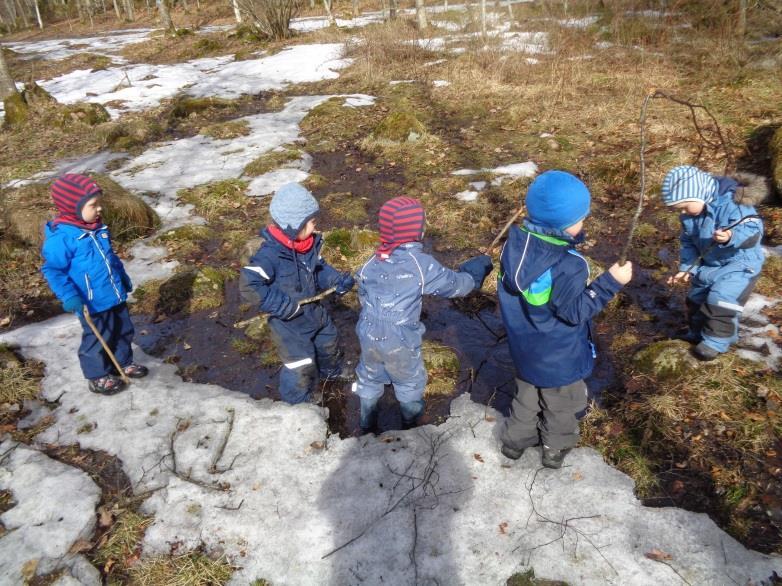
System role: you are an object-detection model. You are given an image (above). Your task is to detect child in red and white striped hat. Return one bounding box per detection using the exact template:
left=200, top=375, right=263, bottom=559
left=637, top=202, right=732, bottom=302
left=41, top=174, right=148, bottom=395
left=352, top=197, right=493, bottom=433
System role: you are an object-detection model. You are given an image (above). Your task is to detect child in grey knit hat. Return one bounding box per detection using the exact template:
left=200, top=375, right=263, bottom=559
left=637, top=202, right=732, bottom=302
left=239, top=183, right=355, bottom=404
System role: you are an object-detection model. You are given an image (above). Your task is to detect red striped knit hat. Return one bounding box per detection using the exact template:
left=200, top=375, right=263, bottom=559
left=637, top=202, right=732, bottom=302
left=50, top=174, right=103, bottom=229
left=376, top=197, right=426, bottom=259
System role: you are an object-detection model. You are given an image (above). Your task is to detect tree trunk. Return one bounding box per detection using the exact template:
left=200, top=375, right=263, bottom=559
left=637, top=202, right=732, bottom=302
left=0, top=49, right=17, bottom=100
left=33, top=0, right=43, bottom=28
left=415, top=0, right=427, bottom=29
left=389, top=0, right=396, bottom=19
left=351, top=0, right=358, bottom=18
left=737, top=0, right=747, bottom=38
left=480, top=0, right=486, bottom=39
left=112, top=0, right=121, bottom=19
left=380, top=0, right=387, bottom=20
left=125, top=0, right=135, bottom=20
left=181, top=0, right=188, bottom=14
left=323, top=0, right=336, bottom=25
left=5, top=0, right=17, bottom=30
left=15, top=0, right=29, bottom=27
left=158, top=0, right=174, bottom=31
left=231, top=0, right=242, bottom=22
left=506, top=0, right=513, bottom=21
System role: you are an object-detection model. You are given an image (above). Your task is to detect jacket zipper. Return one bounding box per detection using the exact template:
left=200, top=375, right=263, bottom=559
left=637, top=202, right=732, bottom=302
left=89, top=231, right=122, bottom=302
left=84, top=274, right=94, bottom=301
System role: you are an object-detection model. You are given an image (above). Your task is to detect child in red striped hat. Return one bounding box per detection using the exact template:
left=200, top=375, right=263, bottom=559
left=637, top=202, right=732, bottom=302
left=352, top=196, right=493, bottom=433
left=41, top=174, right=147, bottom=395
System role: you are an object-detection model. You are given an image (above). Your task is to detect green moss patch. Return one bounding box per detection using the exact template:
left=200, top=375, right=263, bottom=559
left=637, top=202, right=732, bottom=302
left=422, top=340, right=460, bottom=397
left=320, top=191, right=369, bottom=224
left=178, top=179, right=250, bottom=223
left=321, top=228, right=378, bottom=272
left=201, top=119, right=251, bottom=140
left=372, top=110, right=426, bottom=143
left=632, top=340, right=698, bottom=381
left=243, top=145, right=303, bottom=176
left=132, top=267, right=236, bottom=317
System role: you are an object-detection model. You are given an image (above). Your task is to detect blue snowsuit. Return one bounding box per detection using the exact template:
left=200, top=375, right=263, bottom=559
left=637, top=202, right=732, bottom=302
left=353, top=243, right=477, bottom=426
left=680, top=177, right=764, bottom=353
left=497, top=222, right=623, bottom=450
left=41, top=222, right=136, bottom=379
left=240, top=229, right=346, bottom=404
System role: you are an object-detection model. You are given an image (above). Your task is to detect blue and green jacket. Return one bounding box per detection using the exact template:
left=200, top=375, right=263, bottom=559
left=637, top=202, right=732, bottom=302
left=498, top=221, right=623, bottom=388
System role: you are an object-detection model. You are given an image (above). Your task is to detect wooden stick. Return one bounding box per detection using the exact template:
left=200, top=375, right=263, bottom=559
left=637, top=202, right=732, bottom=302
left=483, top=207, right=524, bottom=254
left=234, top=287, right=338, bottom=330
left=83, top=308, right=130, bottom=384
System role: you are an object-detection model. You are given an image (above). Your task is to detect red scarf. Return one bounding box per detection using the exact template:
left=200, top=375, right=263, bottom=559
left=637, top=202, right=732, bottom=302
left=268, top=224, right=314, bottom=253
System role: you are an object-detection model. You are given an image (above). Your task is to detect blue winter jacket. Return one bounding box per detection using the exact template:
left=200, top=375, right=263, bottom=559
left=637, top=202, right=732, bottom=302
left=239, top=229, right=341, bottom=320
left=498, top=222, right=623, bottom=388
left=41, top=222, right=132, bottom=314
left=679, top=176, right=764, bottom=274
left=356, top=242, right=476, bottom=344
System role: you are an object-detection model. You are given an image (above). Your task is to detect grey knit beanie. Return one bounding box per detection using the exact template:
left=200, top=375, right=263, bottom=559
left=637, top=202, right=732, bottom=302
left=269, top=183, right=319, bottom=235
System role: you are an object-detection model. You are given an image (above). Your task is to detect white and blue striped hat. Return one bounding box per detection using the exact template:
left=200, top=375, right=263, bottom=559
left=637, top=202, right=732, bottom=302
left=661, top=165, right=717, bottom=206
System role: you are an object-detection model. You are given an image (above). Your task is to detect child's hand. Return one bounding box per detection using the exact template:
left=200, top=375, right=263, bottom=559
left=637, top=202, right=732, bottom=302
left=713, top=229, right=732, bottom=244
left=667, top=271, right=691, bottom=285
left=62, top=296, right=84, bottom=314
left=608, top=261, right=633, bottom=285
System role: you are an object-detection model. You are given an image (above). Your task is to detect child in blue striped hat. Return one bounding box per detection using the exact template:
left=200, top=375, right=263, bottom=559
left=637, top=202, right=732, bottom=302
left=662, top=165, right=768, bottom=360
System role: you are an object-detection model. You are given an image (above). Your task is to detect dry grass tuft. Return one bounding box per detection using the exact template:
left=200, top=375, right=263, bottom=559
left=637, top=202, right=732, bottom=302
left=129, top=552, right=233, bottom=586
left=200, top=120, right=251, bottom=140
left=422, top=340, right=460, bottom=398
left=178, top=179, right=250, bottom=223
left=93, top=511, right=152, bottom=577
left=0, top=344, right=44, bottom=404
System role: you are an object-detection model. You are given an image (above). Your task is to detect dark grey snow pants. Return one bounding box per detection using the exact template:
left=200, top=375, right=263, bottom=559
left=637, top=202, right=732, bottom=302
left=500, top=378, right=588, bottom=451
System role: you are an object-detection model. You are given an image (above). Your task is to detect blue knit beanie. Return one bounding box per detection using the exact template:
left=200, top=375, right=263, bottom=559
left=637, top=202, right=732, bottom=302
left=661, top=165, right=717, bottom=206
left=525, top=170, right=591, bottom=230
left=269, top=183, right=319, bottom=235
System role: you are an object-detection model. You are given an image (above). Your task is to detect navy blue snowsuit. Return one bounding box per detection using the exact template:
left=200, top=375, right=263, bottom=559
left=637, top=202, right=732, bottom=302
left=497, top=221, right=623, bottom=450
left=679, top=177, right=764, bottom=353
left=41, top=221, right=136, bottom=379
left=240, top=229, right=346, bottom=404
left=353, top=243, right=477, bottom=426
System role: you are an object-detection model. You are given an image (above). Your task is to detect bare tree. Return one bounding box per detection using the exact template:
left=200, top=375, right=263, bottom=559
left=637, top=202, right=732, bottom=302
left=415, top=0, right=427, bottom=29
left=323, top=0, right=335, bottom=25
left=235, top=0, right=302, bottom=39
left=389, top=0, right=396, bottom=19
left=158, top=0, right=174, bottom=32
left=351, top=0, right=358, bottom=18
left=231, top=0, right=242, bottom=22
left=480, top=0, right=486, bottom=39
left=737, top=0, right=747, bottom=37
left=0, top=49, right=17, bottom=100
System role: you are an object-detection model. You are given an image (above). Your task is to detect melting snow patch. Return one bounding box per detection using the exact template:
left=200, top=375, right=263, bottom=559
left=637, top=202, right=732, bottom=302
left=0, top=441, right=102, bottom=585
left=39, top=44, right=351, bottom=117
left=390, top=79, right=416, bottom=85
left=433, top=79, right=451, bottom=87
left=290, top=14, right=383, bottom=32
left=736, top=293, right=782, bottom=369
left=344, top=94, right=376, bottom=107
left=559, top=15, right=600, bottom=28
left=455, top=190, right=479, bottom=202
left=3, top=28, right=153, bottom=61
left=452, top=161, right=538, bottom=179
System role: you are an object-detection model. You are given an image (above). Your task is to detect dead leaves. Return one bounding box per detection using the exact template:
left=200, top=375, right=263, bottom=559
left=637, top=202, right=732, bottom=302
left=473, top=453, right=484, bottom=463
left=498, top=521, right=508, bottom=535
left=645, top=548, right=672, bottom=562
left=68, top=539, right=93, bottom=554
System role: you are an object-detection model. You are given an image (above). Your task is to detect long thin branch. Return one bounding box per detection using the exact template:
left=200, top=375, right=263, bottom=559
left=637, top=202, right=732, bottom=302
left=209, top=408, right=236, bottom=474
left=234, top=287, right=337, bottom=329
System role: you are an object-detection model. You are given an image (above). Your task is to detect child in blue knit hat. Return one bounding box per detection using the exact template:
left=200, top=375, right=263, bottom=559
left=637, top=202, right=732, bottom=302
left=239, top=183, right=355, bottom=404
left=662, top=165, right=767, bottom=361
left=497, top=170, right=632, bottom=468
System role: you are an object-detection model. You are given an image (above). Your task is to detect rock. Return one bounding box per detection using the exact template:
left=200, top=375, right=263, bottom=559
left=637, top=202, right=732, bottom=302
left=244, top=315, right=270, bottom=341
left=2, top=92, right=29, bottom=128
left=632, top=340, right=698, bottom=381
left=372, top=110, right=426, bottom=142
left=56, top=103, right=110, bottom=127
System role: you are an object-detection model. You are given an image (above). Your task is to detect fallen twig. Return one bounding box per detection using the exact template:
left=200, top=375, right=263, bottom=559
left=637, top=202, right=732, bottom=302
left=209, top=408, right=236, bottom=474
left=483, top=207, right=524, bottom=254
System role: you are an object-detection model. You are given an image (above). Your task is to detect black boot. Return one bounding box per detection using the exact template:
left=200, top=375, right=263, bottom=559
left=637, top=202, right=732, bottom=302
left=542, top=446, right=571, bottom=469
left=501, top=444, right=525, bottom=460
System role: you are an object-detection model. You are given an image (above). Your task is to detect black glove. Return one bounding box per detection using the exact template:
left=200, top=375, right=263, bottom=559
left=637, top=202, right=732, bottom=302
left=459, top=254, right=494, bottom=289
left=121, top=272, right=133, bottom=293
left=335, top=272, right=355, bottom=296
left=281, top=301, right=302, bottom=321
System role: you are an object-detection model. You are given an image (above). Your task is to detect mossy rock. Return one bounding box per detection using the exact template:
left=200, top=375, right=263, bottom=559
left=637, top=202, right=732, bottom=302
left=168, top=96, right=236, bottom=120
left=244, top=315, right=270, bottom=341
left=56, top=102, right=110, bottom=127
left=321, top=228, right=379, bottom=271
left=133, top=267, right=236, bottom=316
left=99, top=118, right=164, bottom=150
left=22, top=81, right=56, bottom=109
left=194, top=37, right=222, bottom=53
left=201, top=119, right=250, bottom=140
left=320, top=191, right=369, bottom=224
left=507, top=568, right=569, bottom=586
left=3, top=92, right=28, bottom=128
left=372, top=110, right=425, bottom=142
left=632, top=340, right=698, bottom=381
left=771, top=125, right=782, bottom=195
left=422, top=340, right=459, bottom=397
left=243, top=145, right=303, bottom=176
left=1, top=175, right=158, bottom=247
